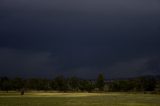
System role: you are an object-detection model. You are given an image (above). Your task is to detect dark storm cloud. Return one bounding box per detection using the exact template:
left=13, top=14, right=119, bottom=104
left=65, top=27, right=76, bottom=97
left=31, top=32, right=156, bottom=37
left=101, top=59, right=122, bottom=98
left=0, top=0, right=160, bottom=78
left=0, top=48, right=58, bottom=77
left=106, top=57, right=160, bottom=79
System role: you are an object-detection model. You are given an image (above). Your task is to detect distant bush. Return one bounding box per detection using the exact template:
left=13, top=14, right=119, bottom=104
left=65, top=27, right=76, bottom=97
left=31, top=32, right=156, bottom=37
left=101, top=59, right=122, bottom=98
left=0, top=75, right=160, bottom=93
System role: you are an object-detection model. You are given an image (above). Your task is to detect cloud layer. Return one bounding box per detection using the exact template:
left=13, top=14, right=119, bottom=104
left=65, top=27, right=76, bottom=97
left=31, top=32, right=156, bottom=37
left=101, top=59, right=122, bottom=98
left=0, top=0, right=160, bottom=78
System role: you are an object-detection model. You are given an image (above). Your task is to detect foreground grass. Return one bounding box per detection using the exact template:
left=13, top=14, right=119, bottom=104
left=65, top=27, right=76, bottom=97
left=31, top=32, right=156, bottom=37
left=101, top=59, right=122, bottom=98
left=0, top=92, right=160, bottom=106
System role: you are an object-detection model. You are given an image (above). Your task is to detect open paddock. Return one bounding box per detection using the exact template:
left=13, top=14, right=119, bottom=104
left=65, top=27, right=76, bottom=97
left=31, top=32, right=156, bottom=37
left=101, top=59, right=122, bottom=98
left=0, top=92, right=160, bottom=106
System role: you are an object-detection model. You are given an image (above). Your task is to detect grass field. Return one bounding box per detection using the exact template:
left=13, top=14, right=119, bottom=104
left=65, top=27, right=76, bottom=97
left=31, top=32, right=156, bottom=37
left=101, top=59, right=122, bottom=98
left=0, top=92, right=160, bottom=106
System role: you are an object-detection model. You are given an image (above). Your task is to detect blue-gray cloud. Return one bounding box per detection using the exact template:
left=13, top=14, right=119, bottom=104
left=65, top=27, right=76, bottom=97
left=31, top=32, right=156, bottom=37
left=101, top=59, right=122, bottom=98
left=0, top=0, right=160, bottom=78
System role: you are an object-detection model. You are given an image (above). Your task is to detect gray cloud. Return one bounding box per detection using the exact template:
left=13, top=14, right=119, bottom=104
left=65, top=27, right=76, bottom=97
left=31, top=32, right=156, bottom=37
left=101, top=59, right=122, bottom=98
left=106, top=57, right=160, bottom=79
left=0, top=48, right=59, bottom=77
left=0, top=0, right=160, bottom=78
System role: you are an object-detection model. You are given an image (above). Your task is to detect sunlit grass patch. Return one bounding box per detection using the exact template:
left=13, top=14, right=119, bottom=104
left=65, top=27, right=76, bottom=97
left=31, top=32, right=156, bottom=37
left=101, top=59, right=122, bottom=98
left=0, top=92, right=108, bottom=97
left=0, top=92, right=160, bottom=106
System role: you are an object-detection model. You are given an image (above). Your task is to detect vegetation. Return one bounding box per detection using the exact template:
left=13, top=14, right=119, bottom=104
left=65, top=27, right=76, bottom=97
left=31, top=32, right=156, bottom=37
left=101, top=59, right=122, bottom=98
left=1, top=74, right=160, bottom=106
left=0, top=74, right=160, bottom=93
left=96, top=73, right=105, bottom=91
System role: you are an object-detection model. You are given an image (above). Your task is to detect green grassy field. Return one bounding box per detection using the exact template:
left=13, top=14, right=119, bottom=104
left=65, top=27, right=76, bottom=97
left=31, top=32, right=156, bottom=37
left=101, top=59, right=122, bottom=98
left=0, top=92, right=160, bottom=106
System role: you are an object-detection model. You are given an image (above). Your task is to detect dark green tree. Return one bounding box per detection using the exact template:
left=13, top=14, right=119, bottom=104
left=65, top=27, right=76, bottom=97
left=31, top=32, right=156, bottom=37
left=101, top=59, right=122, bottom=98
left=96, top=73, right=105, bottom=91
left=0, top=77, right=11, bottom=92
left=79, top=80, right=95, bottom=92
left=13, top=77, right=24, bottom=91
left=54, top=75, right=68, bottom=91
left=68, top=77, right=80, bottom=91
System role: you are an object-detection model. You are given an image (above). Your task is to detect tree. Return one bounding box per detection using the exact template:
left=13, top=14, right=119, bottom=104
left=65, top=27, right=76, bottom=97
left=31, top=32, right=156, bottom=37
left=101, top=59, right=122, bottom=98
left=0, top=77, right=11, bottom=92
left=78, top=80, right=95, bottom=92
left=68, top=77, right=80, bottom=91
left=135, top=76, right=156, bottom=91
left=54, top=75, right=68, bottom=91
left=96, top=73, right=105, bottom=91
left=13, top=77, right=24, bottom=91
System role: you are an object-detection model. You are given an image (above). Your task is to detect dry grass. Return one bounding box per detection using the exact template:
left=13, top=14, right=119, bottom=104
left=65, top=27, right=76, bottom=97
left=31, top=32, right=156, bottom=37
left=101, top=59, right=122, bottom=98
left=0, top=92, right=160, bottom=106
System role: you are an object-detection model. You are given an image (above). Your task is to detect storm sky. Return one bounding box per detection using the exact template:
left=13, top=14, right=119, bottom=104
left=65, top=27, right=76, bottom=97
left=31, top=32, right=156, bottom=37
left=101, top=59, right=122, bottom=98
left=0, top=0, right=160, bottom=79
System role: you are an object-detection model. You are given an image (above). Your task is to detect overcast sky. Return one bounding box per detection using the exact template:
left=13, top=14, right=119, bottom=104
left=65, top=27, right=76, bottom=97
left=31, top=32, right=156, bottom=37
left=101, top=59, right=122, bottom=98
left=0, top=0, right=160, bottom=79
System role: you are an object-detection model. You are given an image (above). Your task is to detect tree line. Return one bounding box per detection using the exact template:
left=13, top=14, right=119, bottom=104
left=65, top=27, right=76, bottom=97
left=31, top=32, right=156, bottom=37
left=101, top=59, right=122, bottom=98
left=0, top=74, right=160, bottom=93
